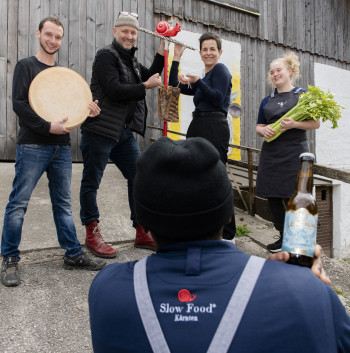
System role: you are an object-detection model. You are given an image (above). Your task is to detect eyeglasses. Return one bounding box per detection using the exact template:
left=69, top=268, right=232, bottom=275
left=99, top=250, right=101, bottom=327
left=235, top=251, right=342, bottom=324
left=119, top=11, right=138, bottom=18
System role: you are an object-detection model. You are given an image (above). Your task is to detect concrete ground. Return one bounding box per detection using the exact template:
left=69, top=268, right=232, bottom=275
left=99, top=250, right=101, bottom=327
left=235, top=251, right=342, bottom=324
left=0, top=162, right=349, bottom=353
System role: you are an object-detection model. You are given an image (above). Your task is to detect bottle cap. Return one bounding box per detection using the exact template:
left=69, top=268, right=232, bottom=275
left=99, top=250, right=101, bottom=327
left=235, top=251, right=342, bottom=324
left=299, top=152, right=315, bottom=161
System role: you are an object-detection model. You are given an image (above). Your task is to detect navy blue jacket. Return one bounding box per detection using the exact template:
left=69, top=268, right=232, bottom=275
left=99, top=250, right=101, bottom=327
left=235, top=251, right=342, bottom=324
left=89, top=240, right=350, bottom=353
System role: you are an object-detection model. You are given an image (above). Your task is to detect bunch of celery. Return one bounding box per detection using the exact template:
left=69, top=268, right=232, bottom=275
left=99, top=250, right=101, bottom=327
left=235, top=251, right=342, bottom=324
left=265, top=85, right=344, bottom=142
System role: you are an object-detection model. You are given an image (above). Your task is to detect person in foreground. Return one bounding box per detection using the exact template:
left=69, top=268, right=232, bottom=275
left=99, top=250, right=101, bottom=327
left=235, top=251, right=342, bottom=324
left=1, top=17, right=106, bottom=287
left=79, top=12, right=164, bottom=258
left=89, top=137, right=349, bottom=353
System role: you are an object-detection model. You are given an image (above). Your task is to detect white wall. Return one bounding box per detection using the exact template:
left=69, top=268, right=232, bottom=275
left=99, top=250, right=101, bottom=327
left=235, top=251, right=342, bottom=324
left=314, top=63, right=350, bottom=258
left=332, top=182, right=350, bottom=258
left=314, top=63, right=350, bottom=171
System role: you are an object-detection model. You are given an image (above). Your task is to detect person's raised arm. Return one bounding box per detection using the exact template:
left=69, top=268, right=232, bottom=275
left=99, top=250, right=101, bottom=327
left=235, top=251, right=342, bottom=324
left=173, top=43, right=186, bottom=61
left=169, top=44, right=195, bottom=95
left=157, top=39, right=165, bottom=55
left=140, top=39, right=165, bottom=81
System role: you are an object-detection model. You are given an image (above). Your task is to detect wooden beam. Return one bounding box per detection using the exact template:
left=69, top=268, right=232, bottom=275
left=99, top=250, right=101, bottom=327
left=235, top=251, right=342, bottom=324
left=199, top=0, right=260, bottom=17
left=314, top=165, right=350, bottom=184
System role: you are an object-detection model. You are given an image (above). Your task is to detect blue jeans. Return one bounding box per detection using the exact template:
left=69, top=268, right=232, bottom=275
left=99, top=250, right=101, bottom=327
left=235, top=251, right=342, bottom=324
left=1, top=145, right=82, bottom=260
left=80, top=129, right=140, bottom=227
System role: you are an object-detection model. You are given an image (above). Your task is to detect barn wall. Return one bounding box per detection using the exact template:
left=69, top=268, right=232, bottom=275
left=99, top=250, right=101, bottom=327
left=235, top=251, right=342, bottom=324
left=1, top=0, right=349, bottom=161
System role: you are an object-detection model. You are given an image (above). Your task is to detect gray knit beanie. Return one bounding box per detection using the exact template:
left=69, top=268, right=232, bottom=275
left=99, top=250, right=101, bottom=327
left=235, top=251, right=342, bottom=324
left=115, top=14, right=139, bottom=30
left=133, top=137, right=233, bottom=238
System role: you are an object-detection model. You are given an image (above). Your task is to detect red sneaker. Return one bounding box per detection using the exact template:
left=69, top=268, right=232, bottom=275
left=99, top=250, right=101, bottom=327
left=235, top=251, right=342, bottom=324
left=134, top=226, right=156, bottom=251
left=85, top=221, right=117, bottom=258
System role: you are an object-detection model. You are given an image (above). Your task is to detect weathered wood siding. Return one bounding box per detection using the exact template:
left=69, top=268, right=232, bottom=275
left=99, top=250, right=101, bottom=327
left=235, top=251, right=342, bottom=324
left=153, top=0, right=350, bottom=163
left=154, top=0, right=350, bottom=63
left=1, top=0, right=350, bottom=161
left=0, top=0, right=160, bottom=161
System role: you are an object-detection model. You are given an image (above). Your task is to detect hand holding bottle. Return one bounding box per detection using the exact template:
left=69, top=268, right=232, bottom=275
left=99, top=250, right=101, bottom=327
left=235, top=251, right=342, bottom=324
left=269, top=244, right=331, bottom=285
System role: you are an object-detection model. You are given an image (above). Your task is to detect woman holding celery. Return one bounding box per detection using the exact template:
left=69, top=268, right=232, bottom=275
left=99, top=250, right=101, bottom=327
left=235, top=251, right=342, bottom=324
left=255, top=52, right=320, bottom=253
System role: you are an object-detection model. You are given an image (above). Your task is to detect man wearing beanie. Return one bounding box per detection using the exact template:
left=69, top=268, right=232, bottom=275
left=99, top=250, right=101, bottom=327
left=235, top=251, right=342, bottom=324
left=89, top=137, right=350, bottom=353
left=79, top=12, right=164, bottom=258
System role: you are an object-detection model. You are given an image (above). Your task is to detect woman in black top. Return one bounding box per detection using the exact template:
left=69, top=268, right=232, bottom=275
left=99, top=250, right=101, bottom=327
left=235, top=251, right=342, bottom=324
left=169, top=32, right=236, bottom=239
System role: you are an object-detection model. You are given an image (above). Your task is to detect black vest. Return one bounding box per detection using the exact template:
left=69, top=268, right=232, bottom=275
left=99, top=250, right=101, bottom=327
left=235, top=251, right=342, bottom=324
left=82, top=40, right=146, bottom=141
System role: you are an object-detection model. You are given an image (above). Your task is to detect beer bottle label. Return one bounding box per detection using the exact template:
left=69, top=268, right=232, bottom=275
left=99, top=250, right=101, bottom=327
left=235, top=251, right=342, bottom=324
left=282, top=208, right=318, bottom=257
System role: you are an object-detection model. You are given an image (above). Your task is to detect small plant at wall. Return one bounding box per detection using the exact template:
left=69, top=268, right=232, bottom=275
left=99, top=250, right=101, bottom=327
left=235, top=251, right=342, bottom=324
left=235, top=224, right=251, bottom=237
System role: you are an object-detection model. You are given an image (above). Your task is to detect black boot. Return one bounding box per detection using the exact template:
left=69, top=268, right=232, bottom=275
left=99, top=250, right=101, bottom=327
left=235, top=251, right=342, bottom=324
left=267, top=234, right=283, bottom=253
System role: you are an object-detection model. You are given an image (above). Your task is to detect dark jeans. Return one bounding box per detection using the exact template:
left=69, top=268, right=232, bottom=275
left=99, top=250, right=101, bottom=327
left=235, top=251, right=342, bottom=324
left=268, top=197, right=289, bottom=236
left=187, top=111, right=236, bottom=239
left=1, top=144, right=82, bottom=260
left=80, top=129, right=140, bottom=227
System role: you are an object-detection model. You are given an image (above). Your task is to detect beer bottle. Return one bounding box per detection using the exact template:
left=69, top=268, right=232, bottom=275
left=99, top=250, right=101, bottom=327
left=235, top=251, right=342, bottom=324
left=282, top=152, right=318, bottom=268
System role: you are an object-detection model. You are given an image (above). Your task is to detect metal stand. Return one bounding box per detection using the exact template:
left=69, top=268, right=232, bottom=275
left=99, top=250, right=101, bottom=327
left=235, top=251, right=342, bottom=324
left=163, top=40, right=169, bottom=136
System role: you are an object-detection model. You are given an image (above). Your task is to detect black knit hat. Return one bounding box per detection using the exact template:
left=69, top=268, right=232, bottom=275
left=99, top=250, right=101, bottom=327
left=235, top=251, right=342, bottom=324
left=133, top=137, right=233, bottom=238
